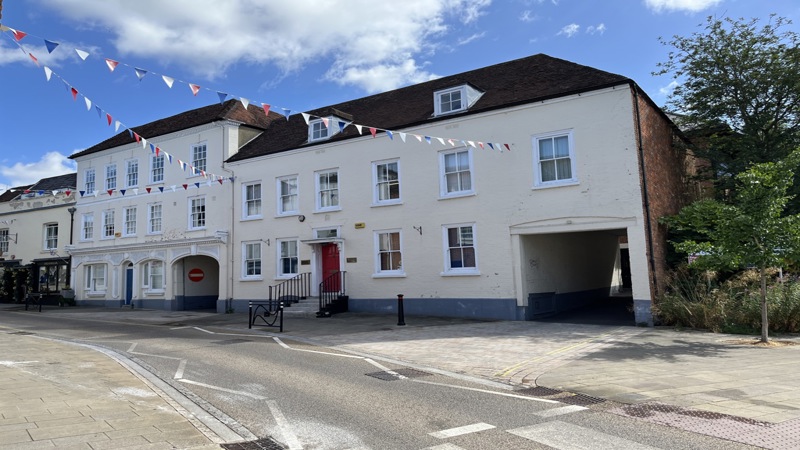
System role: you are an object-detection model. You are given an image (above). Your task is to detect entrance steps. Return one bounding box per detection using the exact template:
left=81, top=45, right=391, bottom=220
left=281, top=296, right=320, bottom=318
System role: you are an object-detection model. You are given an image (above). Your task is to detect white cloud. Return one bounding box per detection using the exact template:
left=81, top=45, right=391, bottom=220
left=458, top=32, right=486, bottom=46
left=557, top=23, right=580, bottom=38
left=519, top=10, right=538, bottom=23
left=643, top=0, right=722, bottom=13
left=39, top=0, right=492, bottom=93
left=0, top=152, right=76, bottom=187
left=659, top=80, right=679, bottom=97
left=586, top=23, right=606, bottom=35
left=0, top=41, right=82, bottom=67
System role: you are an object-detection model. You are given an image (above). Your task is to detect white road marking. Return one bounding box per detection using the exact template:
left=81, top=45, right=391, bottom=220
left=507, top=421, right=660, bottom=449
left=413, top=379, right=560, bottom=404
left=273, top=337, right=362, bottom=358
left=423, top=444, right=467, bottom=450
left=429, top=422, right=496, bottom=439
left=0, top=360, right=38, bottom=366
left=127, top=342, right=137, bottom=352
left=192, top=326, right=269, bottom=338
left=267, top=399, right=303, bottom=450
left=534, top=405, right=587, bottom=417
left=178, top=378, right=268, bottom=400
left=130, top=351, right=183, bottom=360
left=170, top=326, right=190, bottom=330
left=364, top=358, right=408, bottom=379
left=174, top=359, right=187, bottom=379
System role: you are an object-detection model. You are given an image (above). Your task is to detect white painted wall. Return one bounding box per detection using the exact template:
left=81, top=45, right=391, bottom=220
left=230, top=86, right=651, bottom=308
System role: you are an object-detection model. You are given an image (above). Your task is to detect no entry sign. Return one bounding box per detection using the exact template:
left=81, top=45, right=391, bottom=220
left=188, top=268, right=204, bottom=282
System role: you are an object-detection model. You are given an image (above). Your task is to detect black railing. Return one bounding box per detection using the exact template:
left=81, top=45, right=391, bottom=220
left=248, top=300, right=283, bottom=332
left=269, top=272, right=311, bottom=306
left=318, top=271, right=347, bottom=317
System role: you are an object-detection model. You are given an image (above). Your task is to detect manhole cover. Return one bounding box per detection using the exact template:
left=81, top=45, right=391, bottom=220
left=222, top=436, right=285, bottom=450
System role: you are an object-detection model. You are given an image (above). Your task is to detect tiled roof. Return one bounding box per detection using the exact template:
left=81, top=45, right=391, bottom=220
left=228, top=53, right=632, bottom=162
left=28, top=173, right=77, bottom=192
left=70, top=100, right=278, bottom=159
left=0, top=185, right=31, bottom=203
left=0, top=173, right=75, bottom=203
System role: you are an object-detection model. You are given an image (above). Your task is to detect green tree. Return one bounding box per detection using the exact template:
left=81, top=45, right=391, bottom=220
left=662, top=151, right=800, bottom=342
left=656, top=15, right=800, bottom=208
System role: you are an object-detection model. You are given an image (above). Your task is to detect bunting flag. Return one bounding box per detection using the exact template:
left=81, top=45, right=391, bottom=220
left=3, top=23, right=514, bottom=204
left=44, top=39, right=59, bottom=53
left=105, top=58, right=119, bottom=72
left=4, top=24, right=514, bottom=153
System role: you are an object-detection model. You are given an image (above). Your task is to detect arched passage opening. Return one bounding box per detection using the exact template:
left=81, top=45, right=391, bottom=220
left=173, top=254, right=219, bottom=310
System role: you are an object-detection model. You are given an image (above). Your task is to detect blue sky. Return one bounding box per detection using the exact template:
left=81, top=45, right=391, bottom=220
left=1, top=0, right=798, bottom=193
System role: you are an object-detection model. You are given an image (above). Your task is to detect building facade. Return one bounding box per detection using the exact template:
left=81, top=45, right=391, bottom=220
left=65, top=54, right=689, bottom=324
left=0, top=174, right=77, bottom=301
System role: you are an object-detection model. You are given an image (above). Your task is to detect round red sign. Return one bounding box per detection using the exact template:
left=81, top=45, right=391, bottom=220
left=188, top=268, right=205, bottom=282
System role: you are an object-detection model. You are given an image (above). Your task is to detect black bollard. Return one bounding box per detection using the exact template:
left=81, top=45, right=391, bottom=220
left=397, top=294, right=406, bottom=326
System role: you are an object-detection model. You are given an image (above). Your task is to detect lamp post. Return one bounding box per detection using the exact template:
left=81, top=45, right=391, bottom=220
left=67, top=206, right=76, bottom=245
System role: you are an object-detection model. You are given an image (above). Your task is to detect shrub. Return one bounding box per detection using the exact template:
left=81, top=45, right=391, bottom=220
left=655, top=267, right=800, bottom=334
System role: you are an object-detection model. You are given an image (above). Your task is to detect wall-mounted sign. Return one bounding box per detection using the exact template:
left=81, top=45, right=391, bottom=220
left=188, top=268, right=205, bottom=282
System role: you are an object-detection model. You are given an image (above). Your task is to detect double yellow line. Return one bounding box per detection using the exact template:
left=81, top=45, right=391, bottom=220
left=495, top=327, right=623, bottom=378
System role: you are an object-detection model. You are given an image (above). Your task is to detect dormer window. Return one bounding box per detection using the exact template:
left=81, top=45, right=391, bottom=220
left=310, top=119, right=330, bottom=142
left=434, top=85, right=484, bottom=117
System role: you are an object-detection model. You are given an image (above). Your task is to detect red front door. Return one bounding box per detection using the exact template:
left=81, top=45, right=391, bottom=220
left=321, top=243, right=340, bottom=292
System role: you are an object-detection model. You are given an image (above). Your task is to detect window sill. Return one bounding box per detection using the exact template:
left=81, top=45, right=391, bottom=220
left=85, top=290, right=107, bottom=297
left=439, top=192, right=476, bottom=201
left=315, top=207, right=341, bottom=213
left=143, top=290, right=165, bottom=296
left=440, top=270, right=481, bottom=277
left=532, top=180, right=579, bottom=190
left=371, top=201, right=403, bottom=208
left=275, top=212, right=301, bottom=218
left=241, top=277, right=264, bottom=282
left=241, top=216, right=263, bottom=222
left=372, top=272, right=406, bottom=279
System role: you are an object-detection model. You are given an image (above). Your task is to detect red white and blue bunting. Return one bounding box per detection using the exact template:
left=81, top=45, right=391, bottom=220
left=1, top=24, right=514, bottom=199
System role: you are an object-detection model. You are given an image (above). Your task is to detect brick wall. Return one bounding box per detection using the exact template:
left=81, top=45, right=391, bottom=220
left=632, top=87, right=690, bottom=298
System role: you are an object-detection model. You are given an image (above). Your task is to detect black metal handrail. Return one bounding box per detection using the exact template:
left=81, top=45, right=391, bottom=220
left=269, top=272, right=311, bottom=306
left=248, top=300, right=283, bottom=332
left=318, top=270, right=346, bottom=315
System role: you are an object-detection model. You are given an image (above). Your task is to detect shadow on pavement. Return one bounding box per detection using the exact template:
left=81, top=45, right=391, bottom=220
left=536, top=295, right=635, bottom=326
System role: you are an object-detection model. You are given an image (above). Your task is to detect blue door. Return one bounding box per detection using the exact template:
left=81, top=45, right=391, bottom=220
left=125, top=265, right=133, bottom=306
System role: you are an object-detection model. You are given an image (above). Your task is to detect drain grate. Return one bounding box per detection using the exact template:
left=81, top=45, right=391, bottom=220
left=559, top=393, right=606, bottom=406
left=393, top=368, right=432, bottom=379
left=516, top=386, right=564, bottom=397
left=366, top=368, right=432, bottom=381
left=366, top=371, right=401, bottom=381
left=222, top=436, right=286, bottom=450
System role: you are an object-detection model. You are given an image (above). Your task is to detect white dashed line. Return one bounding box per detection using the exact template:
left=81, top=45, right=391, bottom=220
left=534, top=404, right=587, bottom=417
left=429, top=422, right=496, bottom=439
left=178, top=378, right=268, bottom=400
left=267, top=399, right=303, bottom=450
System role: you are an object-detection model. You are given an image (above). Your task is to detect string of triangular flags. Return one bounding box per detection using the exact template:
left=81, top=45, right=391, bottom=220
left=3, top=32, right=237, bottom=200
left=0, top=23, right=513, bottom=152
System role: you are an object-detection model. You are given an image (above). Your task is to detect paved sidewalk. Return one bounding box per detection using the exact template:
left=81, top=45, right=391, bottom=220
left=3, top=304, right=800, bottom=448
left=0, top=324, right=240, bottom=449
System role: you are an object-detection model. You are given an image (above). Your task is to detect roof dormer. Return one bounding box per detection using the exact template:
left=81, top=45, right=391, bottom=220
left=307, top=109, right=353, bottom=143
left=433, top=84, right=484, bottom=117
